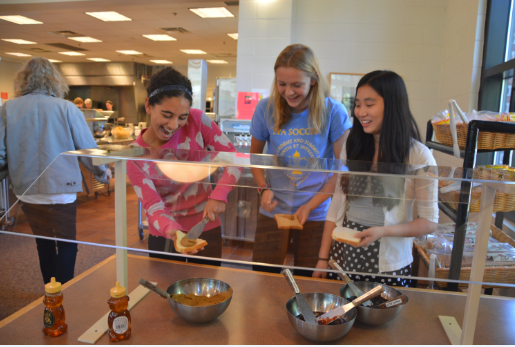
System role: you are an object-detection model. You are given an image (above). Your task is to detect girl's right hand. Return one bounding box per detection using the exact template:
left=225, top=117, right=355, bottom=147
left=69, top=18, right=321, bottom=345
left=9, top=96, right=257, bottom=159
left=312, top=260, right=329, bottom=279
left=261, top=189, right=278, bottom=212
left=164, top=228, right=204, bottom=255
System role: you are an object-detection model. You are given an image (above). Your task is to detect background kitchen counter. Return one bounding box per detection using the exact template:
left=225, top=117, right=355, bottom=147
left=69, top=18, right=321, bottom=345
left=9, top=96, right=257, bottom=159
left=0, top=254, right=514, bottom=345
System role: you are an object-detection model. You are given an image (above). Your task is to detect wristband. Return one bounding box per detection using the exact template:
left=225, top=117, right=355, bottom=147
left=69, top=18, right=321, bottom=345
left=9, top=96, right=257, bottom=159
left=318, top=257, right=329, bottom=262
left=257, top=184, right=269, bottom=196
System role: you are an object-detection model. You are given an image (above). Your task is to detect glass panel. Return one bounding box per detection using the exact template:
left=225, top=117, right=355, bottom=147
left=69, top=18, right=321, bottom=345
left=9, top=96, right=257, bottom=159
left=500, top=69, right=514, bottom=112
left=506, top=0, right=515, bottom=62
left=1, top=149, right=515, bottom=290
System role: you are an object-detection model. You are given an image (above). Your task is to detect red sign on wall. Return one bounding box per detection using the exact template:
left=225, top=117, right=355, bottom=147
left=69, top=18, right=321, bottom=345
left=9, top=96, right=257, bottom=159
left=1, top=92, right=7, bottom=99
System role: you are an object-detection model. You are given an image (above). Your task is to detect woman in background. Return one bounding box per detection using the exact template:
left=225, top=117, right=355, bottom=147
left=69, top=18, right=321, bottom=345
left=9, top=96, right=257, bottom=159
left=73, top=97, right=83, bottom=108
left=0, top=57, right=110, bottom=285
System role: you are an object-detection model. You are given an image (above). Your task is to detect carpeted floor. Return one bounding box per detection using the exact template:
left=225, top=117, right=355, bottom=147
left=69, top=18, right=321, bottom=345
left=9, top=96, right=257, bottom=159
left=0, top=232, right=118, bottom=321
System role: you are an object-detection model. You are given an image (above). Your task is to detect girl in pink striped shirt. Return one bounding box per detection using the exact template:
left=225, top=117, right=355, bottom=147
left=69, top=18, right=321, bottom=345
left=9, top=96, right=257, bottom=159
left=127, top=67, right=240, bottom=264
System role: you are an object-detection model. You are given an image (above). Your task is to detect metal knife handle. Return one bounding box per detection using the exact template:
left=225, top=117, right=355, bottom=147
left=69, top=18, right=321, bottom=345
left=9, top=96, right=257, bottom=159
left=283, top=269, right=300, bottom=295
left=139, top=278, right=170, bottom=299
left=328, top=259, right=351, bottom=284
left=351, top=285, right=383, bottom=307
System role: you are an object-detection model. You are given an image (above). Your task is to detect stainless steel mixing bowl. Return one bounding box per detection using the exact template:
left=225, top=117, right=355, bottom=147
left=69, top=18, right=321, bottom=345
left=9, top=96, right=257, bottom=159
left=286, top=293, right=357, bottom=342
left=340, top=281, right=408, bottom=325
left=167, top=278, right=232, bottom=323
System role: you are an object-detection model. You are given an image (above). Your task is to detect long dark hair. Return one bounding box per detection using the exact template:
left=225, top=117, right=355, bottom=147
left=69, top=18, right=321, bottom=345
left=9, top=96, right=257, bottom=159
left=342, top=70, right=420, bottom=209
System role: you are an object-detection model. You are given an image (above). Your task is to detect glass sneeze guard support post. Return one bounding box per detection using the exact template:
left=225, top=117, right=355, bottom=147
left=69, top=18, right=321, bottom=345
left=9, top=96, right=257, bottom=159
left=459, top=183, right=496, bottom=344
left=92, top=157, right=128, bottom=290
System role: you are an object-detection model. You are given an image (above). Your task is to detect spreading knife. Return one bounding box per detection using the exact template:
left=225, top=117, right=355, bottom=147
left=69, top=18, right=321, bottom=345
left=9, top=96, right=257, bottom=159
left=181, top=215, right=209, bottom=247
left=328, top=259, right=374, bottom=307
left=316, top=285, right=383, bottom=325
left=283, top=269, right=317, bottom=324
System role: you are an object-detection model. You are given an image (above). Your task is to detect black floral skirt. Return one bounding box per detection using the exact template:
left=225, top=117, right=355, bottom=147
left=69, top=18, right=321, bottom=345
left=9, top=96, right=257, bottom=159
left=327, top=219, right=412, bottom=287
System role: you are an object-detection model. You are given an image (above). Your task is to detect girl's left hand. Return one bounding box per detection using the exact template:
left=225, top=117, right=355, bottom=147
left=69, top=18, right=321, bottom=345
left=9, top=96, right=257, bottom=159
left=354, top=226, right=386, bottom=247
left=203, top=198, right=226, bottom=221
left=294, top=204, right=311, bottom=225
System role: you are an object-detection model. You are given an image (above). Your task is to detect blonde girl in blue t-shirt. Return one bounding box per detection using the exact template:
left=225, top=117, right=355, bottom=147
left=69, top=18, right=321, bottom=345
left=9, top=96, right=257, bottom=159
left=249, top=44, right=352, bottom=276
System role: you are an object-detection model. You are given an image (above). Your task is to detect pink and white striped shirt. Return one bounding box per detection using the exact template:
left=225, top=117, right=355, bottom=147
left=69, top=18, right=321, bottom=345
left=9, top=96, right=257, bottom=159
left=127, top=108, right=241, bottom=238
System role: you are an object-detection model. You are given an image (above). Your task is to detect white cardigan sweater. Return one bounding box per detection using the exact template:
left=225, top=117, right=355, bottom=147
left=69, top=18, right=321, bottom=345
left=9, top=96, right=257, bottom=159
left=326, top=135, right=439, bottom=272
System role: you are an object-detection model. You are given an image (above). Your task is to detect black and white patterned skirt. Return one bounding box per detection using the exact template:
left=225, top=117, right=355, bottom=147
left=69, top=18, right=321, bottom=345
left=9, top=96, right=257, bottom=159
left=327, top=219, right=412, bottom=287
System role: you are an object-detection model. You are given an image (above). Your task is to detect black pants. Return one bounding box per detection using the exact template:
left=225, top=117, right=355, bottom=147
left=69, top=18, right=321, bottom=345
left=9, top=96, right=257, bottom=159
left=148, top=226, right=223, bottom=267
left=20, top=201, right=78, bottom=285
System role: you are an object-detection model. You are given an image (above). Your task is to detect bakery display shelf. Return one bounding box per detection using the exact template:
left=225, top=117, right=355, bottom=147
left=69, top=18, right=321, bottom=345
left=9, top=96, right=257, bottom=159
left=426, top=119, right=515, bottom=292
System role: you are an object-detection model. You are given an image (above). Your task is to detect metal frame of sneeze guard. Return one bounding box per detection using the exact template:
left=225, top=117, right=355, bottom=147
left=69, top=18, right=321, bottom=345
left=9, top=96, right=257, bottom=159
left=60, top=145, right=515, bottom=345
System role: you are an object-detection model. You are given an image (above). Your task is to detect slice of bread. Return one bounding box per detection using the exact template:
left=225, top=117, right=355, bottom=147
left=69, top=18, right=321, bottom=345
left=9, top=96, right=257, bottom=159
left=174, top=230, right=208, bottom=253
left=274, top=214, right=303, bottom=230
left=332, top=226, right=361, bottom=247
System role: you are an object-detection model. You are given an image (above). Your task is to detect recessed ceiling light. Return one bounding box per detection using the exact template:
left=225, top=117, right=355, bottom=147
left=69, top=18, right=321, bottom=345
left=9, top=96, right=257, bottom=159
left=48, top=59, right=62, bottom=63
left=5, top=52, right=32, bottom=57
left=0, top=15, right=43, bottom=25
left=2, top=39, right=37, bottom=44
left=143, top=35, right=176, bottom=41
left=180, top=49, right=206, bottom=54
left=227, top=33, right=238, bottom=40
left=207, top=60, right=228, bottom=64
left=150, top=60, right=173, bottom=64
left=116, top=50, right=143, bottom=55
left=88, top=58, right=111, bottom=62
left=58, top=52, right=85, bottom=56
left=68, top=36, right=102, bottom=43
left=189, top=7, right=234, bottom=18
left=85, top=11, right=131, bottom=22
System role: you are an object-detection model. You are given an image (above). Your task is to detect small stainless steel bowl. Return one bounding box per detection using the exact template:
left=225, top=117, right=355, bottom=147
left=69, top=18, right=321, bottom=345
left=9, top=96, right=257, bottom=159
left=340, top=282, right=408, bottom=325
left=167, top=278, right=232, bottom=323
left=286, top=293, right=356, bottom=342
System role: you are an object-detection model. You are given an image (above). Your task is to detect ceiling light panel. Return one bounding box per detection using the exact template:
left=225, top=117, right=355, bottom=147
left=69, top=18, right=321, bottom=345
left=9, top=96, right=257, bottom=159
left=143, top=35, right=177, bottom=41
left=85, top=11, right=131, bottom=22
left=88, top=58, right=111, bottom=62
left=5, top=52, right=32, bottom=57
left=227, top=33, right=238, bottom=40
left=207, top=60, right=228, bottom=64
left=116, top=50, right=143, bottom=55
left=2, top=39, right=37, bottom=44
left=180, top=49, right=206, bottom=54
left=58, top=52, right=85, bottom=56
left=150, top=60, right=172, bottom=64
left=48, top=59, right=62, bottom=63
left=0, top=15, right=43, bottom=25
left=68, top=37, right=102, bottom=43
left=189, top=7, right=234, bottom=18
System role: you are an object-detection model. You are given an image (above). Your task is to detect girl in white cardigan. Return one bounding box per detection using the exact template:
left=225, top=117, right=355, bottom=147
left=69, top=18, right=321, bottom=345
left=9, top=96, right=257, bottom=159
left=312, top=71, right=438, bottom=287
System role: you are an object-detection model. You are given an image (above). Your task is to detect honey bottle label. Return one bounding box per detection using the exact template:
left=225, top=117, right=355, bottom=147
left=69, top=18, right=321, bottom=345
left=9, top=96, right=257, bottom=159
left=113, top=316, right=128, bottom=334
left=44, top=311, right=54, bottom=328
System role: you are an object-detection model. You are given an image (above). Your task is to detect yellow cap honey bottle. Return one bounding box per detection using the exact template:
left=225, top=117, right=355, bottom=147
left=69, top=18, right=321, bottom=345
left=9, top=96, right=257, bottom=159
left=107, top=282, right=131, bottom=342
left=43, top=277, right=67, bottom=337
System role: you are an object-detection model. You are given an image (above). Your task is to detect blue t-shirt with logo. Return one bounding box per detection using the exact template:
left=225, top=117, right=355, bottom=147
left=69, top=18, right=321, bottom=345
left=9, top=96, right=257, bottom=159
left=250, top=97, right=352, bottom=221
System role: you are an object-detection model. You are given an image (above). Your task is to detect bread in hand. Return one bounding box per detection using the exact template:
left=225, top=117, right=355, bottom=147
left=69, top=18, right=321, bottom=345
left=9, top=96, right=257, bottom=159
left=174, top=230, right=208, bottom=253
left=274, top=214, right=303, bottom=230
left=332, top=226, right=361, bottom=247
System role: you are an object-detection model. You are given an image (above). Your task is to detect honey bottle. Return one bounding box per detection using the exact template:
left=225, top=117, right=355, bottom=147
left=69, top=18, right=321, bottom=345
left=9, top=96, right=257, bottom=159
left=43, top=277, right=67, bottom=337
left=107, top=282, right=131, bottom=342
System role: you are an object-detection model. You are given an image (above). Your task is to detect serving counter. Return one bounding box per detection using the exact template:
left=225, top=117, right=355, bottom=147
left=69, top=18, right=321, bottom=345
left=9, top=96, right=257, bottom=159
left=3, top=146, right=515, bottom=344
left=0, top=254, right=514, bottom=345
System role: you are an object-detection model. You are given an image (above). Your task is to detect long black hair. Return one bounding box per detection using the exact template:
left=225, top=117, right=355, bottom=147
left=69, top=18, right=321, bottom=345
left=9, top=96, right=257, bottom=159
left=342, top=70, right=420, bottom=209
left=347, top=70, right=420, bottom=164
